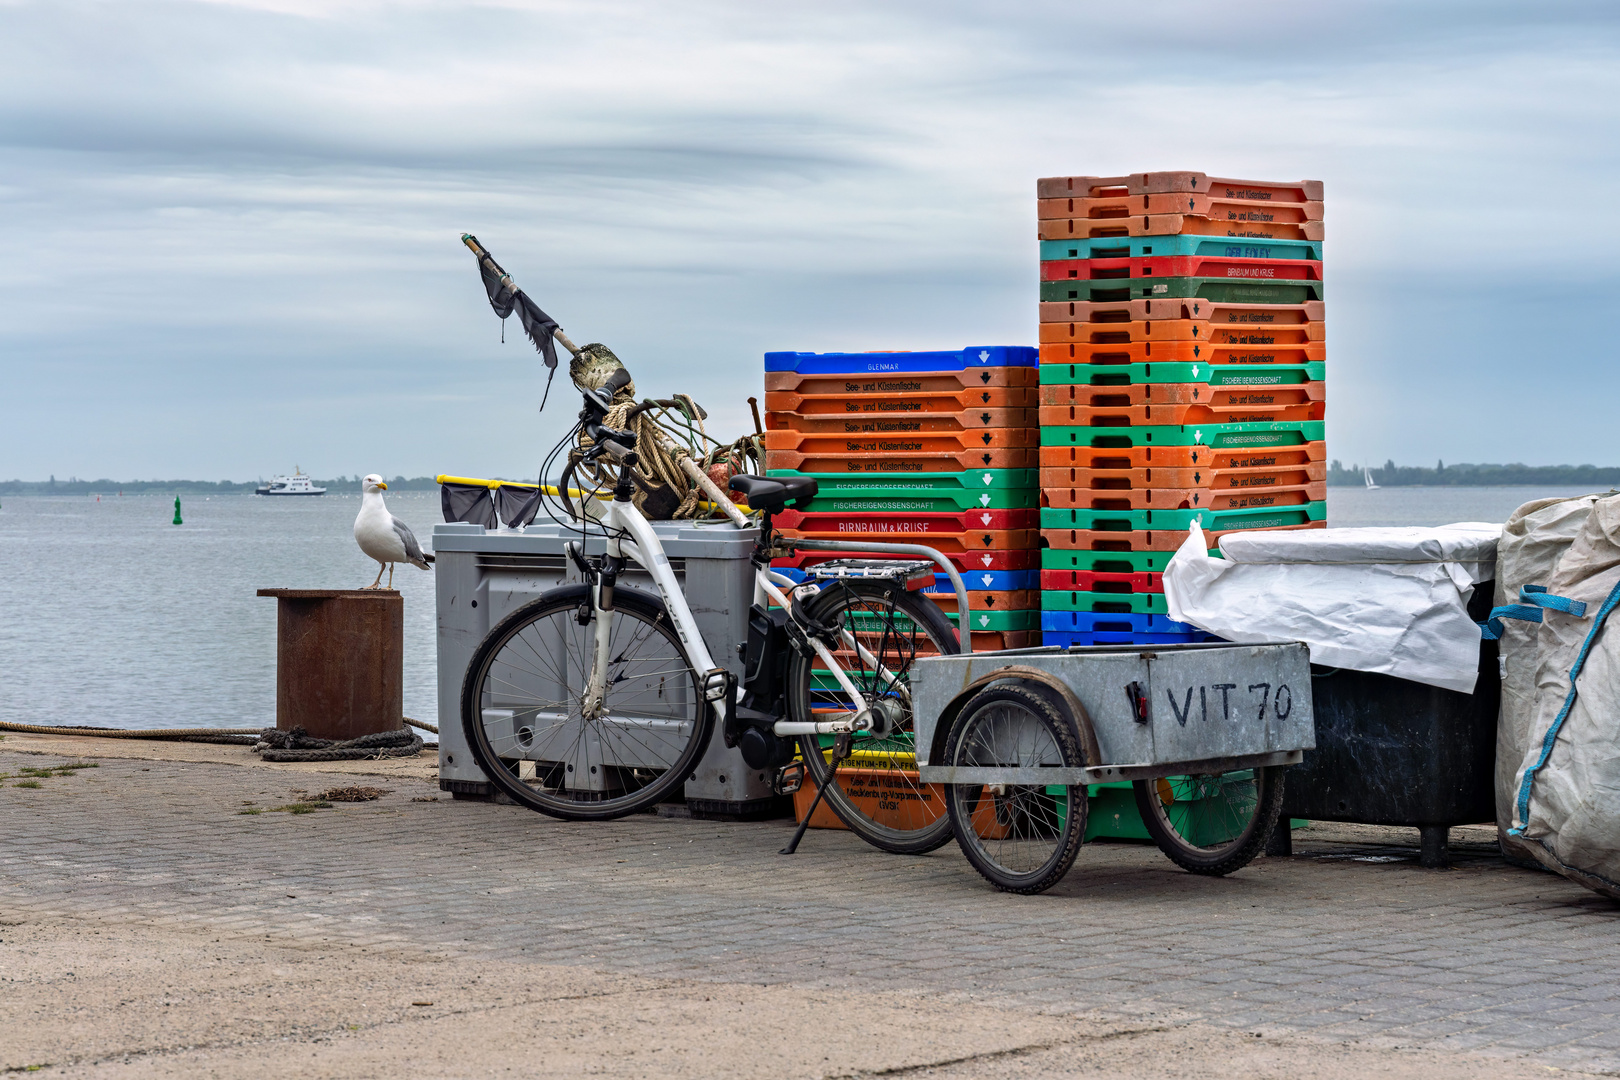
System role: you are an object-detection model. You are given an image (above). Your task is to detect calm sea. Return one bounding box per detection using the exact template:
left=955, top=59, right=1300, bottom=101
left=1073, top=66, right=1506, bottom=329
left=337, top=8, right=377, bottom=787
left=0, top=485, right=1606, bottom=734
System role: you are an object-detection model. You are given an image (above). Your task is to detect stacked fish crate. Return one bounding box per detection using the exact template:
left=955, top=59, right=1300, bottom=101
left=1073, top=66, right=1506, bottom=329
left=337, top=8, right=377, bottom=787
left=762, top=347, right=1041, bottom=650
left=1034, top=172, right=1326, bottom=647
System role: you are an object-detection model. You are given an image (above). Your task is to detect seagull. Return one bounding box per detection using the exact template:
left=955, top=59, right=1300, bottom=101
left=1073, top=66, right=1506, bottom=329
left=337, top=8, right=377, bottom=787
left=354, top=474, right=434, bottom=589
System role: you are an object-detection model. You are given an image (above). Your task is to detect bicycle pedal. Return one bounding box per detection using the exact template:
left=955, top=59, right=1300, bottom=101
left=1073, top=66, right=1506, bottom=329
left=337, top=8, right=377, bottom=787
left=773, top=761, right=805, bottom=796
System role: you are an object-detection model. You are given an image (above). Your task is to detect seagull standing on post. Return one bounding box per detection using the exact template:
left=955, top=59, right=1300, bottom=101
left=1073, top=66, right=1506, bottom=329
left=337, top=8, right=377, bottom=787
left=354, top=474, right=434, bottom=589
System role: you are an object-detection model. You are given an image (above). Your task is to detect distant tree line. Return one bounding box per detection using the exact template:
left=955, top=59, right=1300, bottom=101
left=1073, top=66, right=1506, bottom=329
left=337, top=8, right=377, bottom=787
left=0, top=475, right=446, bottom=495
left=1328, top=461, right=1620, bottom=487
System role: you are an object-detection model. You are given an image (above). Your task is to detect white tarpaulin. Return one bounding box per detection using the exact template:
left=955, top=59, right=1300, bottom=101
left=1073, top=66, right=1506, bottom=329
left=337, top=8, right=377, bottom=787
left=1163, top=522, right=1502, bottom=693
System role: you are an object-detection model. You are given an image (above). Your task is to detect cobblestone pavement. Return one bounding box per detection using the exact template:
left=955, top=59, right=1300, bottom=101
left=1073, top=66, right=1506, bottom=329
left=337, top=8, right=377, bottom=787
left=3, top=748, right=1619, bottom=1075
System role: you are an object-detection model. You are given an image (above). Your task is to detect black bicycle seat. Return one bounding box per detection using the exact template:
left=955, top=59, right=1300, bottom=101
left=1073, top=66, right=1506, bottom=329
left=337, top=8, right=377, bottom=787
left=728, top=474, right=817, bottom=513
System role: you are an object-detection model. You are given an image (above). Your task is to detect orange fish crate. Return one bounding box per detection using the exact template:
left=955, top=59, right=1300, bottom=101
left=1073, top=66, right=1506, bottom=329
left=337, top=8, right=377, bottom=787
left=1039, top=297, right=1325, bottom=327
left=765, top=408, right=1036, bottom=436
left=1037, top=173, right=1323, bottom=203
left=1037, top=400, right=1324, bottom=426
left=1039, top=460, right=1327, bottom=490
left=1038, top=193, right=1322, bottom=223
left=920, top=589, right=1037, bottom=614
left=764, top=386, right=1036, bottom=412
left=1037, top=339, right=1326, bottom=364
left=1039, top=381, right=1324, bottom=408
left=793, top=769, right=946, bottom=832
left=765, top=447, right=1037, bottom=472
left=778, top=526, right=1038, bottom=553
left=1043, top=483, right=1325, bottom=512
left=764, top=368, right=1037, bottom=395
left=764, top=429, right=1037, bottom=453
left=1038, top=319, right=1324, bottom=347
left=1045, top=520, right=1326, bottom=552
left=1040, top=215, right=1324, bottom=242
left=1039, top=441, right=1327, bottom=471
left=1039, top=255, right=1322, bottom=282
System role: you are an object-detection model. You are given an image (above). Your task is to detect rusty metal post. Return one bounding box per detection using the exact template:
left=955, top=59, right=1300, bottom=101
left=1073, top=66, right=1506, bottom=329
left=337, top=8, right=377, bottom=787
left=256, top=589, right=404, bottom=741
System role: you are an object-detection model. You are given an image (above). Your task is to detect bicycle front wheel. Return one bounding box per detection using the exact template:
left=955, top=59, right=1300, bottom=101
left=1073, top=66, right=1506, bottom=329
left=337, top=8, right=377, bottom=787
left=459, top=584, right=713, bottom=820
left=784, top=578, right=960, bottom=855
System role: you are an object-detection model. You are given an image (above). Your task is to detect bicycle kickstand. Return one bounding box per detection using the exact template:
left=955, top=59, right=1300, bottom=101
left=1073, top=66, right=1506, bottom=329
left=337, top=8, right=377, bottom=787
left=779, top=733, right=851, bottom=855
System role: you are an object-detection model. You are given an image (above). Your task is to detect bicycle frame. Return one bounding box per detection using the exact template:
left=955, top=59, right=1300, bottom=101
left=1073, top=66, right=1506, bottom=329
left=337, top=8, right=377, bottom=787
left=574, top=482, right=970, bottom=740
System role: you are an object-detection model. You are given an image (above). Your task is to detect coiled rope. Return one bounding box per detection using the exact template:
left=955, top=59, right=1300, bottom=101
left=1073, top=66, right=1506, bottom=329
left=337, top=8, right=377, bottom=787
left=255, top=726, right=424, bottom=762
left=575, top=393, right=761, bottom=519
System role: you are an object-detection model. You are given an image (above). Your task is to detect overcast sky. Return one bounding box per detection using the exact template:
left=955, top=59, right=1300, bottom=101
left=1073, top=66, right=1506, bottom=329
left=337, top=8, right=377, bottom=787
left=3, top=1, right=1618, bottom=482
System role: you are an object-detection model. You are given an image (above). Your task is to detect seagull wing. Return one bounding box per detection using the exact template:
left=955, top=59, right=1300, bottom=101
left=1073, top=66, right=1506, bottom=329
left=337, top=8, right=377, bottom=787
left=392, top=515, right=435, bottom=569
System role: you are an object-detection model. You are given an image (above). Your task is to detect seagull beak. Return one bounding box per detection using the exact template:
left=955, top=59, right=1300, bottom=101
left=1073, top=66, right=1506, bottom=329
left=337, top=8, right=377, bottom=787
left=378, top=482, right=387, bottom=490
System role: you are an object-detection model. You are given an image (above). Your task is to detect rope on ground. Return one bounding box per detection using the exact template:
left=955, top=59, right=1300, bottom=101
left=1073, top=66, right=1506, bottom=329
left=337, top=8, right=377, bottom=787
left=256, top=726, right=424, bottom=762
left=404, top=716, right=438, bottom=734
left=0, top=720, right=263, bottom=744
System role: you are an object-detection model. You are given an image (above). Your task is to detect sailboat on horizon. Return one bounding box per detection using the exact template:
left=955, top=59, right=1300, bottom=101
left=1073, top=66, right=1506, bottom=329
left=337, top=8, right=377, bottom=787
left=1364, top=466, right=1380, bottom=490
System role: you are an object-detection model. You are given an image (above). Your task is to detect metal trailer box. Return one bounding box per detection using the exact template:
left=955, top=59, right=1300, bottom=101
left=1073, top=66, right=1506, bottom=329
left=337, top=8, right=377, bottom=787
left=910, top=641, right=1314, bottom=784
left=432, top=518, right=781, bottom=816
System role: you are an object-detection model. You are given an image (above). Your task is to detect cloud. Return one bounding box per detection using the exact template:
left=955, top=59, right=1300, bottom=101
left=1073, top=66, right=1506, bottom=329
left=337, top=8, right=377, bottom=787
left=2, top=0, right=1619, bottom=478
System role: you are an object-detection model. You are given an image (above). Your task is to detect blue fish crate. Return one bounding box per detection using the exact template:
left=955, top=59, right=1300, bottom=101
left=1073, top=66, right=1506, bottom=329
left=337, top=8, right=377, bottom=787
left=1042, top=629, right=1221, bottom=648
left=922, top=569, right=1037, bottom=592
left=1040, top=610, right=1204, bottom=635
left=1039, top=236, right=1322, bottom=262
left=764, top=346, right=1037, bottom=374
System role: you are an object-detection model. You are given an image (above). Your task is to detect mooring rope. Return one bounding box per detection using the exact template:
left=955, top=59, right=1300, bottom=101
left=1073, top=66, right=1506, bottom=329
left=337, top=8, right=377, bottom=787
left=255, top=726, right=424, bottom=762
left=0, top=716, right=440, bottom=750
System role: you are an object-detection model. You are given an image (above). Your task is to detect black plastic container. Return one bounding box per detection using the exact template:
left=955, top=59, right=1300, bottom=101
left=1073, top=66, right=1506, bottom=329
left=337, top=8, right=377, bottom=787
left=1273, top=583, right=1499, bottom=867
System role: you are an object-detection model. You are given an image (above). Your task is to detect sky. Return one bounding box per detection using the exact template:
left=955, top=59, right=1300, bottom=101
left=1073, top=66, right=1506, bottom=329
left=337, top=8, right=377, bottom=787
left=3, top=0, right=1619, bottom=482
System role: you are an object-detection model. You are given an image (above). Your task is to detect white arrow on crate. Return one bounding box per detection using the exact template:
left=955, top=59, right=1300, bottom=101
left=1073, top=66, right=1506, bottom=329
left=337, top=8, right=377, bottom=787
left=977, top=614, right=990, bottom=628
left=979, top=494, right=992, bottom=507
left=981, top=472, right=994, bottom=486
left=980, top=573, right=994, bottom=587
left=978, top=350, right=990, bottom=363
left=980, top=554, right=994, bottom=566
left=980, top=512, right=993, bottom=525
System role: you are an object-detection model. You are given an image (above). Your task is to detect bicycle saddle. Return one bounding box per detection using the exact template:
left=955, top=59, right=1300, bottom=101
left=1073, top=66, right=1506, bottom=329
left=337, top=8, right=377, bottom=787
left=728, top=474, right=818, bottom=513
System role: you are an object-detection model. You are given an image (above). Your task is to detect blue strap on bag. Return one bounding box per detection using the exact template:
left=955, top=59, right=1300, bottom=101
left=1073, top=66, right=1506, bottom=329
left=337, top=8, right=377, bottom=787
left=1478, top=584, right=1588, bottom=639
left=1508, top=579, right=1620, bottom=836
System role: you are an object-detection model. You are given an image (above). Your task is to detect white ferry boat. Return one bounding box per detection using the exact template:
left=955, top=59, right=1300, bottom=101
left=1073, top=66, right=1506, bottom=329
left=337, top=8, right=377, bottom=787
left=255, top=468, right=327, bottom=496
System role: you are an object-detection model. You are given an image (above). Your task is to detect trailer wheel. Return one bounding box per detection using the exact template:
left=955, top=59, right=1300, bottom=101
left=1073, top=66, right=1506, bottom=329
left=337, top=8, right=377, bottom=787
left=1133, top=767, right=1286, bottom=876
left=943, top=684, right=1087, bottom=894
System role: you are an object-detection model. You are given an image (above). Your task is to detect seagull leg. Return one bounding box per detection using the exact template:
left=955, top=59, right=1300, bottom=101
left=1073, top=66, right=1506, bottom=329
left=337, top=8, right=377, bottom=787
left=387, top=563, right=395, bottom=589
left=367, top=562, right=385, bottom=589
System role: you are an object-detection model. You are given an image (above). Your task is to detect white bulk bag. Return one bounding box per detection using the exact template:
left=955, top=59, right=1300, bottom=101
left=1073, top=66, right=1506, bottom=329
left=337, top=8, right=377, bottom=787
left=1507, top=493, right=1620, bottom=898
left=1492, top=494, right=1605, bottom=862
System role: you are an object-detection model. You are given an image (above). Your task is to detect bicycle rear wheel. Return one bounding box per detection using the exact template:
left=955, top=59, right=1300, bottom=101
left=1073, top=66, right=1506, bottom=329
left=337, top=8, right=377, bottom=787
left=1132, top=767, right=1286, bottom=876
left=784, top=578, right=960, bottom=855
left=460, top=584, right=713, bottom=820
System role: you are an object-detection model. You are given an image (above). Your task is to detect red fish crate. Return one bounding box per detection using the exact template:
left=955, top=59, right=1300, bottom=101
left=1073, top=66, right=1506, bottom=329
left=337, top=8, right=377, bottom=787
left=1039, top=460, right=1327, bottom=490
left=773, top=549, right=1040, bottom=574
left=1040, top=569, right=1162, bottom=592
left=765, top=447, right=1038, bottom=473
left=1042, top=483, right=1325, bottom=512
left=1038, top=193, right=1322, bottom=223
left=766, top=407, right=1035, bottom=435
left=1045, top=521, right=1326, bottom=552
left=1037, top=400, right=1324, bottom=426
left=764, top=386, right=1036, bottom=412
left=1039, top=298, right=1325, bottom=326
left=764, top=368, right=1037, bottom=395
left=1040, top=215, right=1324, bottom=242
left=1039, top=382, right=1324, bottom=408
left=1037, top=173, right=1323, bottom=203
left=1039, top=255, right=1322, bottom=282
left=773, top=507, right=1037, bottom=533
left=1040, top=441, right=1326, bottom=471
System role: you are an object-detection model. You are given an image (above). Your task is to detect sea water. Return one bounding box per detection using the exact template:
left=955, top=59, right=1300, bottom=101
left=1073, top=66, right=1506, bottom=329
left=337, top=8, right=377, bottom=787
left=0, top=485, right=1609, bottom=734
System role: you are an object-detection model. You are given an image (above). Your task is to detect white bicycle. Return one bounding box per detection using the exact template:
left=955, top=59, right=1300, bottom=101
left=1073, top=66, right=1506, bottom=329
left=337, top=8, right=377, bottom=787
left=458, top=375, right=971, bottom=854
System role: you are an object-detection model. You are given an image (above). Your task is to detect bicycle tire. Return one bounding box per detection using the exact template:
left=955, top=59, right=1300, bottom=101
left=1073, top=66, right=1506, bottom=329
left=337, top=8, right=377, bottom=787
left=459, top=584, right=713, bottom=821
left=943, top=684, right=1087, bottom=894
left=1132, top=766, right=1286, bottom=876
left=784, top=578, right=960, bottom=855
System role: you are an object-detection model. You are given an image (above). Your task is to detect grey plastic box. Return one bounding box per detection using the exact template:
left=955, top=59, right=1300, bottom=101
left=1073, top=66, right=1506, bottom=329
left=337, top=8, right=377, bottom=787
left=432, top=518, right=779, bottom=814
